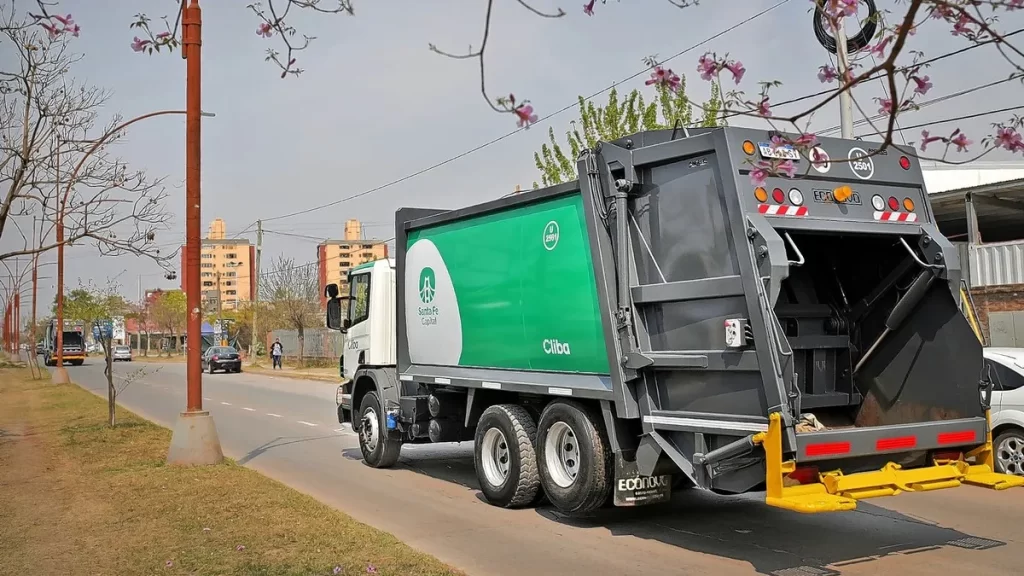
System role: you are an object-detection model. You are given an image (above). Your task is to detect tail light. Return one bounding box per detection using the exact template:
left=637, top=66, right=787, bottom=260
left=754, top=187, right=768, bottom=202
left=903, top=197, right=915, bottom=211
left=771, top=188, right=785, bottom=203
left=899, top=155, right=911, bottom=170
left=887, top=196, right=900, bottom=211
left=787, top=466, right=819, bottom=485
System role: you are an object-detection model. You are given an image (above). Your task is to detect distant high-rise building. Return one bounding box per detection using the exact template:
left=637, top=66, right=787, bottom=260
left=317, top=218, right=388, bottom=307
left=180, top=218, right=256, bottom=311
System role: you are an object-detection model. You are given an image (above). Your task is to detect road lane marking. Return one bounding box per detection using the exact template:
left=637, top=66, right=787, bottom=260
left=204, top=397, right=212, bottom=401
left=334, top=428, right=346, bottom=433
left=297, top=421, right=318, bottom=427
left=242, top=407, right=255, bottom=412
left=267, top=413, right=282, bottom=418
left=220, top=402, right=232, bottom=406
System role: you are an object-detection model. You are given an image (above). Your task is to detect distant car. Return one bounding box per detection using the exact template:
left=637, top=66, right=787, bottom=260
left=983, top=347, right=1024, bottom=476
left=201, top=346, right=242, bottom=374
left=112, top=345, right=133, bottom=362
left=36, top=342, right=44, bottom=355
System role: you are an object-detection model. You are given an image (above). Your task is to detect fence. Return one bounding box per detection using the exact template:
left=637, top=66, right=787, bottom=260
left=267, top=328, right=345, bottom=359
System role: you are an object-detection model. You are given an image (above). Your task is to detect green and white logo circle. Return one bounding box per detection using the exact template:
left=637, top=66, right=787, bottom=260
left=419, top=267, right=436, bottom=304
left=543, top=221, right=560, bottom=251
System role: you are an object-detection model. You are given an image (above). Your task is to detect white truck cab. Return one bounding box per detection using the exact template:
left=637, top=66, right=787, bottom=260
left=338, top=258, right=396, bottom=379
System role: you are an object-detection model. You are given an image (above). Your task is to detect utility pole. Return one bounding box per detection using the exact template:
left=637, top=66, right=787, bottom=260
left=31, top=217, right=39, bottom=373
left=168, top=0, right=224, bottom=467
left=216, top=269, right=224, bottom=346
left=251, top=219, right=262, bottom=359
left=834, top=17, right=854, bottom=139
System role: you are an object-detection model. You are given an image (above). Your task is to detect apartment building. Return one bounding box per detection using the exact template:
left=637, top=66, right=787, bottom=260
left=180, top=218, right=256, bottom=311
left=317, top=218, right=389, bottom=307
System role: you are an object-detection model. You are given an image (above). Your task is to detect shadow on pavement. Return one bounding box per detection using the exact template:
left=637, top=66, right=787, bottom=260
left=238, top=434, right=338, bottom=465
left=538, top=488, right=1005, bottom=576
left=388, top=447, right=1005, bottom=575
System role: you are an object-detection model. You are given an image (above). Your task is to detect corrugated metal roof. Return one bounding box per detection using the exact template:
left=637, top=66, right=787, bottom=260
left=970, top=241, right=1024, bottom=287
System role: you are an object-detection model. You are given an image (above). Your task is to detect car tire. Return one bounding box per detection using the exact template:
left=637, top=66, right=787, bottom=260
left=358, top=391, right=402, bottom=468
left=208, top=363, right=215, bottom=375
left=474, top=404, right=541, bottom=509
left=536, top=400, right=612, bottom=516
left=994, top=428, right=1024, bottom=476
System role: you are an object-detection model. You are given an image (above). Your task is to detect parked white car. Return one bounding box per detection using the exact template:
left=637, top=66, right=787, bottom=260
left=983, top=347, right=1024, bottom=476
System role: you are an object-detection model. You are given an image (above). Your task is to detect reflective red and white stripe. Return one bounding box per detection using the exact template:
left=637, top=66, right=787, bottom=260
left=873, top=211, right=917, bottom=222
left=758, top=204, right=808, bottom=216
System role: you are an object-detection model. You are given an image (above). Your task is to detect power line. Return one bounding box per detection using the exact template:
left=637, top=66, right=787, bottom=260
left=259, top=0, right=794, bottom=224
left=747, top=27, right=1024, bottom=119
left=817, top=74, right=1022, bottom=136
left=856, top=104, right=1024, bottom=138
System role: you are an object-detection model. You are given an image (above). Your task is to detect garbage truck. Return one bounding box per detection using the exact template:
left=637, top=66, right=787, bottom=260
left=325, top=126, right=1024, bottom=515
left=43, top=318, right=86, bottom=366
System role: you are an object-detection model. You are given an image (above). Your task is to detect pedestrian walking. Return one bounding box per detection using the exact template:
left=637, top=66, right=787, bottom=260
left=271, top=338, right=284, bottom=370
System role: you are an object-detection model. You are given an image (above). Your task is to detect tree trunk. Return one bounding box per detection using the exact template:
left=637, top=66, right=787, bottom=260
left=297, top=326, right=305, bottom=368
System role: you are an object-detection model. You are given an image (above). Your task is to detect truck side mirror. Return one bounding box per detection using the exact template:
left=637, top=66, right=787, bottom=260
left=326, top=298, right=344, bottom=331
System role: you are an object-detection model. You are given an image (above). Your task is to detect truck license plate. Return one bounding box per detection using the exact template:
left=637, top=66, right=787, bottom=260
left=613, top=474, right=672, bottom=506
left=758, top=142, right=800, bottom=161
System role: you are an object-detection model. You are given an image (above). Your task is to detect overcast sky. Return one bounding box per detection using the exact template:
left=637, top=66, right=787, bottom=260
left=7, top=0, right=1024, bottom=313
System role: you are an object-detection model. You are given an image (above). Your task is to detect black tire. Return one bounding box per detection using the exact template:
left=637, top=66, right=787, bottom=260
left=474, top=404, right=540, bottom=508
left=536, top=400, right=612, bottom=515
left=358, top=391, right=402, bottom=468
left=208, top=363, right=215, bottom=375
left=994, top=429, right=1024, bottom=476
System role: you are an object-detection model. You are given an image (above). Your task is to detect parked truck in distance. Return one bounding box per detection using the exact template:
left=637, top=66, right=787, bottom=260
left=325, top=126, right=1023, bottom=516
left=43, top=319, right=86, bottom=367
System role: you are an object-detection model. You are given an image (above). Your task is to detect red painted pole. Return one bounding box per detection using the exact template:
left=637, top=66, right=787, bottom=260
left=14, top=293, right=20, bottom=353
left=183, top=0, right=203, bottom=412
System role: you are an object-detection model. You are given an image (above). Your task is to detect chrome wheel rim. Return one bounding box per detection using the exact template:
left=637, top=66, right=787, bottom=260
left=480, top=427, right=511, bottom=487
left=544, top=421, right=580, bottom=488
left=361, top=407, right=379, bottom=453
left=997, top=435, right=1024, bottom=476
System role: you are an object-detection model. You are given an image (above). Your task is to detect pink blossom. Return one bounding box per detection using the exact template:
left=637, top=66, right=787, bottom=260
left=756, top=97, right=771, bottom=117
left=645, top=66, right=682, bottom=92
left=952, top=14, right=973, bottom=36
left=724, top=61, right=745, bottom=84
left=770, top=134, right=786, bottom=149
left=583, top=0, right=596, bottom=15
left=931, top=5, right=956, bottom=19
left=870, top=36, right=892, bottom=58
left=875, top=97, right=893, bottom=115
left=333, top=567, right=343, bottom=575
left=515, top=104, right=538, bottom=128
left=1009, top=0, right=1024, bottom=10
left=894, top=22, right=917, bottom=36
left=69, top=23, right=80, bottom=37
left=841, top=63, right=859, bottom=84
left=236, top=545, right=246, bottom=552
left=918, top=130, right=943, bottom=152
left=911, top=75, right=932, bottom=96
left=367, top=565, right=377, bottom=574
left=817, top=64, right=838, bottom=83
left=995, top=127, right=1024, bottom=152
left=749, top=164, right=770, bottom=188
left=131, top=36, right=150, bottom=52
left=812, top=147, right=828, bottom=164
left=820, top=0, right=858, bottom=19
left=40, top=22, right=59, bottom=39
left=951, top=131, right=972, bottom=152
left=165, top=560, right=174, bottom=568
left=257, top=22, right=273, bottom=38
left=53, top=14, right=74, bottom=27
left=156, top=31, right=170, bottom=40
left=794, top=133, right=818, bottom=147
left=697, top=53, right=717, bottom=81
left=777, top=159, right=797, bottom=179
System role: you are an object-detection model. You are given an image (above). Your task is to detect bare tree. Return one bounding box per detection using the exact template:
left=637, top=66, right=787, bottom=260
left=260, top=256, right=320, bottom=365
left=0, top=4, right=173, bottom=266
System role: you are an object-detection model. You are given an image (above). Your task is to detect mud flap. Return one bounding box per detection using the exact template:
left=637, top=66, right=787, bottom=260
left=855, top=283, right=985, bottom=427
left=613, top=455, right=672, bottom=507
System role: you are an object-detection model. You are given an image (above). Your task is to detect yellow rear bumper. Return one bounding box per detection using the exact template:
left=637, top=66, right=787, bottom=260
left=760, top=412, right=1024, bottom=513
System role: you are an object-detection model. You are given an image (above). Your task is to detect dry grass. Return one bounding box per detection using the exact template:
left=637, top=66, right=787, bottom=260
left=244, top=363, right=341, bottom=383
left=0, top=368, right=459, bottom=576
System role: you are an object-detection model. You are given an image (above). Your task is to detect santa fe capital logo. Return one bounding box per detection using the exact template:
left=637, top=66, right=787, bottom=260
left=419, top=267, right=436, bottom=304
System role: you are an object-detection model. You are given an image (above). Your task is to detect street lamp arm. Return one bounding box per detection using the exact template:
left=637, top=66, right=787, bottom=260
left=58, top=109, right=189, bottom=217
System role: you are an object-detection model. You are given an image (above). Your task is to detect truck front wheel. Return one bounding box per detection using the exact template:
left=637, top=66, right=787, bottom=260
left=474, top=404, right=540, bottom=508
left=536, top=400, right=612, bottom=515
left=358, top=391, right=402, bottom=468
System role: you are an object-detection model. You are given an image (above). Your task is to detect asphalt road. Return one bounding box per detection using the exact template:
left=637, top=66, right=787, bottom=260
left=51, top=358, right=1024, bottom=576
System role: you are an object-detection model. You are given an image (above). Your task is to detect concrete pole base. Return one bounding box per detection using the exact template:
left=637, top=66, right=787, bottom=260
left=167, top=410, right=224, bottom=466
left=52, top=366, right=70, bottom=384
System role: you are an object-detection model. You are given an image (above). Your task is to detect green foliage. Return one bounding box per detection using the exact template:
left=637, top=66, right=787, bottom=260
left=60, top=286, right=130, bottom=326
left=533, top=81, right=724, bottom=186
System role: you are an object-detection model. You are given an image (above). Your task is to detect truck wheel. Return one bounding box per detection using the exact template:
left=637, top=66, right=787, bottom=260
left=358, top=391, right=402, bottom=468
left=474, top=404, right=540, bottom=508
left=536, top=400, right=612, bottom=515
left=994, top=429, right=1024, bottom=476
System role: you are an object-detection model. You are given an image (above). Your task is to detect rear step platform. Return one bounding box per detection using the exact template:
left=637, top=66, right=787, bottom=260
left=761, top=413, right=1024, bottom=513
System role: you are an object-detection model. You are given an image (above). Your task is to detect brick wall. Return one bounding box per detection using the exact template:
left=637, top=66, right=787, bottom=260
left=968, top=283, right=1024, bottom=341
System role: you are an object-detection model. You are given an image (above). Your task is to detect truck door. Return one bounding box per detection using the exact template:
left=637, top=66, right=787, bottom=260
left=343, top=270, right=372, bottom=378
